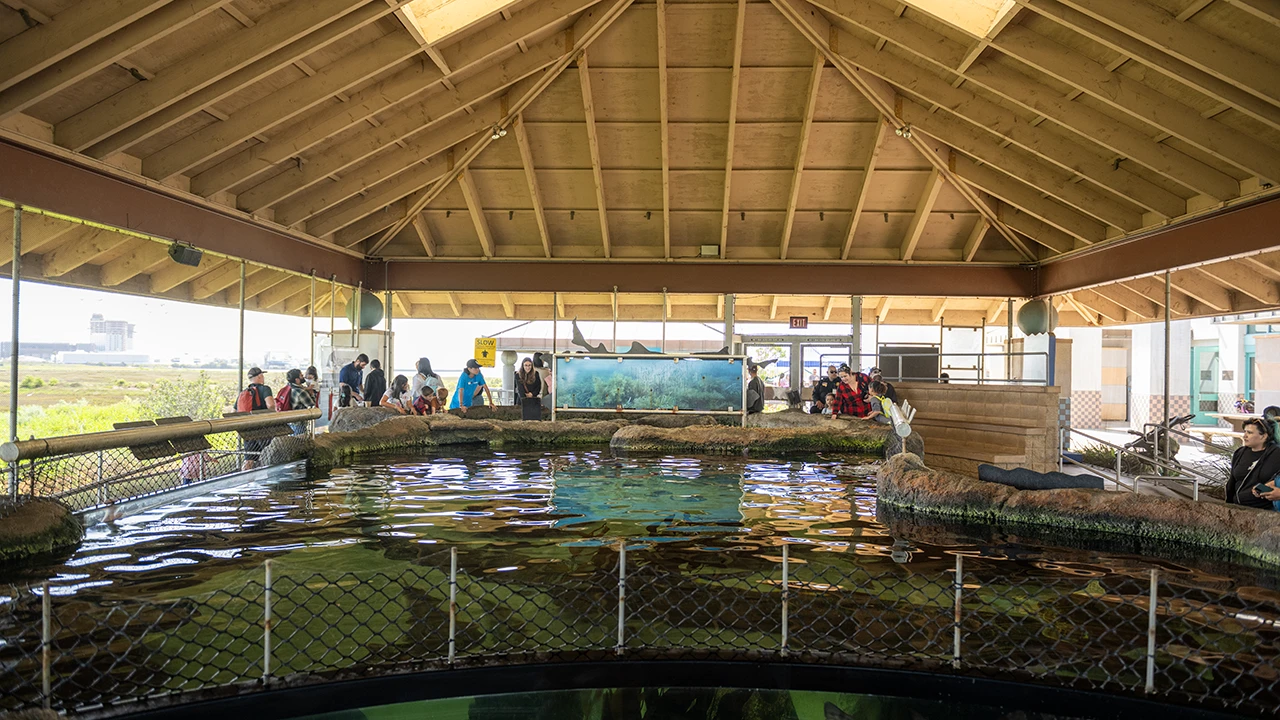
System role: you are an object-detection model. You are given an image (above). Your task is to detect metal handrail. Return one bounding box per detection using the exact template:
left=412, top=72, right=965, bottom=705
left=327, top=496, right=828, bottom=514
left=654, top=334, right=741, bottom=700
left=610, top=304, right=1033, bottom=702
left=1063, top=426, right=1209, bottom=500
left=0, top=409, right=321, bottom=462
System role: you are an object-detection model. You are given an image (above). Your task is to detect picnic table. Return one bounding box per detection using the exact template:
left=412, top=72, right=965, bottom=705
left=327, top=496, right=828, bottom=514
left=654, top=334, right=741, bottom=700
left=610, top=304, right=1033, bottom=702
left=1203, top=413, right=1255, bottom=433
left=1196, top=413, right=1253, bottom=447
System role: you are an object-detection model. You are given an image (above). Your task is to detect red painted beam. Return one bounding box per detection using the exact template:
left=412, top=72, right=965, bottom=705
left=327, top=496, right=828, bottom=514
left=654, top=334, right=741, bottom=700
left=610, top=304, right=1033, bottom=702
left=1038, top=195, right=1280, bottom=295
left=382, top=260, right=1038, bottom=297
left=0, top=140, right=364, bottom=286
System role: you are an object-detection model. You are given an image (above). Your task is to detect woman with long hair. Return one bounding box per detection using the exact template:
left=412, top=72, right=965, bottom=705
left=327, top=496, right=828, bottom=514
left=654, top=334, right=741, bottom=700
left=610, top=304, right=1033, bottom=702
left=517, top=356, right=543, bottom=420
left=412, top=357, right=445, bottom=414
left=380, top=374, right=414, bottom=415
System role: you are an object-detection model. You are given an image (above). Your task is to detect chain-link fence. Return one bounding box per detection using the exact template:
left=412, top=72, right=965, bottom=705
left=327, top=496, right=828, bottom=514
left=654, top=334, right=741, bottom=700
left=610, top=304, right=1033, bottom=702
left=2, top=410, right=318, bottom=513
left=2, top=545, right=1276, bottom=717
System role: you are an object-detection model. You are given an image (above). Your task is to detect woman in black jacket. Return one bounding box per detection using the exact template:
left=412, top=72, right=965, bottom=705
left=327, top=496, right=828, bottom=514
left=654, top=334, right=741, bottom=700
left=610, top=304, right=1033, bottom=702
left=1225, top=418, right=1280, bottom=509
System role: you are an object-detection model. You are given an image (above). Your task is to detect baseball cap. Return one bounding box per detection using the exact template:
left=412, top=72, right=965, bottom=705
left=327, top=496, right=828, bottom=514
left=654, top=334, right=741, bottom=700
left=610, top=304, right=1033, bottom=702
left=247, top=367, right=264, bottom=379
left=465, top=359, right=481, bottom=370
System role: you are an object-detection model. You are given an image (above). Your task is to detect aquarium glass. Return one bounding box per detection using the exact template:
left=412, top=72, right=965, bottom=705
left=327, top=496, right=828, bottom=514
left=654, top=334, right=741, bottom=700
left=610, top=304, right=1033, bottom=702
left=553, top=355, right=744, bottom=411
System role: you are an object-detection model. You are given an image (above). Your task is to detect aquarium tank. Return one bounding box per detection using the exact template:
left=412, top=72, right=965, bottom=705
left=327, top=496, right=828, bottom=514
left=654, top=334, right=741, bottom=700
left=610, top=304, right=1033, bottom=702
left=554, top=355, right=744, bottom=412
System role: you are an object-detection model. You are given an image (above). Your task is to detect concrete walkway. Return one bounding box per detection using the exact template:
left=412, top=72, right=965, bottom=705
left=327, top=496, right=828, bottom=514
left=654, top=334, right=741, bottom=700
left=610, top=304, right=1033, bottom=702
left=1062, top=427, right=1230, bottom=502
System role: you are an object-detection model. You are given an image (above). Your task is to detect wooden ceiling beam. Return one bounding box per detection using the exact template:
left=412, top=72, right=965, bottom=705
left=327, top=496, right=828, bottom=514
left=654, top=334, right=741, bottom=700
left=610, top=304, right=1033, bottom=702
left=1072, top=288, right=1128, bottom=323
left=578, top=50, right=611, bottom=258
left=500, top=292, right=515, bottom=318
left=1197, top=260, right=1280, bottom=306
left=0, top=0, right=169, bottom=93
left=930, top=298, right=948, bottom=323
left=812, top=0, right=1199, bottom=213
left=258, top=277, right=312, bottom=311
left=370, top=0, right=637, bottom=252
left=40, top=229, right=129, bottom=278
left=1121, top=276, right=1199, bottom=316
left=1225, top=0, right=1280, bottom=28
left=447, top=291, right=462, bottom=317
left=192, top=262, right=258, bottom=300
left=813, top=0, right=1237, bottom=202
left=142, top=32, right=422, bottom=181
left=995, top=203, right=1075, bottom=255
left=953, top=157, right=1105, bottom=244
left=190, top=0, right=603, bottom=196
left=243, top=269, right=291, bottom=301
left=772, top=0, right=1034, bottom=260
left=1170, top=269, right=1234, bottom=312
left=458, top=169, right=495, bottom=257
left=840, top=121, right=887, bottom=260
left=100, top=240, right=172, bottom=287
left=1020, top=0, right=1280, bottom=134
left=56, top=0, right=386, bottom=154
left=391, top=292, right=411, bottom=319
left=769, top=295, right=779, bottom=320
left=512, top=114, right=551, bottom=258
left=1090, top=284, right=1158, bottom=320
left=823, top=295, right=837, bottom=320
left=901, top=169, right=943, bottom=261
left=0, top=213, right=80, bottom=256
left=1063, top=294, right=1100, bottom=326
left=961, top=219, right=990, bottom=262
left=0, top=0, right=226, bottom=120
left=656, top=0, right=671, bottom=259
left=991, top=24, right=1280, bottom=183
left=878, top=297, right=893, bottom=323
left=719, top=0, right=748, bottom=259
left=307, top=149, right=466, bottom=238
left=899, top=99, right=1144, bottom=231
left=1055, top=0, right=1280, bottom=107
left=780, top=50, right=826, bottom=260
left=410, top=213, right=437, bottom=258
left=150, top=256, right=224, bottom=295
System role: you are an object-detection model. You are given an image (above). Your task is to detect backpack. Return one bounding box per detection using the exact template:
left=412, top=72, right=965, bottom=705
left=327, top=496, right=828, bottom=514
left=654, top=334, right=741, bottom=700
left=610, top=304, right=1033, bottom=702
left=275, top=386, right=293, bottom=412
left=236, top=386, right=267, bottom=412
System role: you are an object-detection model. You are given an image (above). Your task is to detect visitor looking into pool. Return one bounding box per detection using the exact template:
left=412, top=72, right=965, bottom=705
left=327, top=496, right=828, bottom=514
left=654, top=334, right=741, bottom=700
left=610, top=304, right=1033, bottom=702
left=829, top=365, right=872, bottom=419
left=380, top=374, right=415, bottom=415
left=866, top=381, right=892, bottom=424
left=338, top=354, right=368, bottom=407
left=1226, top=418, right=1280, bottom=509
left=362, top=359, right=387, bottom=408
left=285, top=368, right=317, bottom=434
left=869, top=367, right=898, bottom=403
left=746, top=362, right=765, bottom=414
left=412, top=358, right=445, bottom=414
left=811, top=365, right=839, bottom=414
left=517, top=356, right=543, bottom=420
left=451, top=359, right=495, bottom=413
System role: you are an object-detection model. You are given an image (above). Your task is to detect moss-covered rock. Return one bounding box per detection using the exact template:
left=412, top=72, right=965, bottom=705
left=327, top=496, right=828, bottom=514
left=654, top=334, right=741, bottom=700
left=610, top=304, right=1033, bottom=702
left=609, top=421, right=896, bottom=456
left=487, top=420, right=624, bottom=447
left=329, top=406, right=402, bottom=433
left=310, top=415, right=492, bottom=470
left=630, top=414, right=718, bottom=429
left=877, top=453, right=1280, bottom=566
left=447, top=405, right=546, bottom=421
left=0, top=499, right=83, bottom=565
left=260, top=434, right=315, bottom=466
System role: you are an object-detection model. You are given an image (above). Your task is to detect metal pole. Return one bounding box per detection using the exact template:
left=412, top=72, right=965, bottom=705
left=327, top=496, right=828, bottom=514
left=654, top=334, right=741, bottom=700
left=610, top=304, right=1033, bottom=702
left=1163, top=271, right=1171, bottom=468
left=1145, top=568, right=1158, bottom=693
left=612, top=286, right=618, bottom=353
left=1006, top=298, right=1014, bottom=381
left=874, top=316, right=880, bottom=369
left=552, top=291, right=559, bottom=355
left=385, top=289, right=393, bottom=374
left=724, top=293, right=735, bottom=354
left=616, top=539, right=626, bottom=655
left=1116, top=446, right=1124, bottom=490
left=979, top=317, right=986, bottom=384
left=952, top=554, right=963, bottom=669
left=237, top=261, right=246, bottom=386
left=329, top=277, right=336, bottom=338
left=352, top=282, right=362, bottom=349
left=96, top=450, right=105, bottom=506
left=10, top=206, right=21, bottom=499
left=309, top=273, right=316, bottom=370
left=661, top=287, right=667, bottom=353
left=850, top=296, right=862, bottom=370
left=263, top=559, right=273, bottom=684
left=41, top=580, right=50, bottom=709
left=448, top=547, right=457, bottom=664
left=780, top=544, right=789, bottom=657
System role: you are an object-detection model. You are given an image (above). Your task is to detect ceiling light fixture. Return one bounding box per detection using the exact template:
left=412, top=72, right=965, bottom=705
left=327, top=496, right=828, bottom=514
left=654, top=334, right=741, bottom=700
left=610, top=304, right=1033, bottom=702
left=490, top=124, right=507, bottom=140
left=895, top=124, right=913, bottom=140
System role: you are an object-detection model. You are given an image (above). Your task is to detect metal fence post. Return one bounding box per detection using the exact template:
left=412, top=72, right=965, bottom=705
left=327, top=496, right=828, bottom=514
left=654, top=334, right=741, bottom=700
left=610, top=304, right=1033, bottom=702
left=1146, top=568, right=1158, bottom=694
left=616, top=539, right=626, bottom=655
left=952, top=555, right=963, bottom=669
left=448, top=547, right=457, bottom=664
left=780, top=544, right=789, bottom=657
left=41, top=581, right=50, bottom=710
left=263, top=559, right=272, bottom=685
left=96, top=450, right=105, bottom=506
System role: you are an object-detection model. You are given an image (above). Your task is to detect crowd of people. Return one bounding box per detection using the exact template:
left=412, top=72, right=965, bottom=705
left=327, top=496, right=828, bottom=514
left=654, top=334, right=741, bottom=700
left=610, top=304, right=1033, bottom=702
left=748, top=363, right=898, bottom=424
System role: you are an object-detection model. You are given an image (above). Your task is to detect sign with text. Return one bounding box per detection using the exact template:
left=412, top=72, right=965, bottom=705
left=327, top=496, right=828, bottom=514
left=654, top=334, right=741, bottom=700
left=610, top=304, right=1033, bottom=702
left=473, top=337, right=496, bottom=367
left=789, top=316, right=809, bottom=329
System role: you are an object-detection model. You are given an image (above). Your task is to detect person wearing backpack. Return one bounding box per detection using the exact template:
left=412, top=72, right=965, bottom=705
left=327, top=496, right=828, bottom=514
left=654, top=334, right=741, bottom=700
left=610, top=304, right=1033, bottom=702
left=280, top=368, right=317, bottom=435
left=236, top=367, right=273, bottom=469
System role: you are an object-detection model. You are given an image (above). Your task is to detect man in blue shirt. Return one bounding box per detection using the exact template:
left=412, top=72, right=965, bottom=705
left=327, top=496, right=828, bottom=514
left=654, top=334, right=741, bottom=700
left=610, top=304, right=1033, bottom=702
left=338, top=354, right=369, bottom=407
left=450, top=359, right=494, bottom=413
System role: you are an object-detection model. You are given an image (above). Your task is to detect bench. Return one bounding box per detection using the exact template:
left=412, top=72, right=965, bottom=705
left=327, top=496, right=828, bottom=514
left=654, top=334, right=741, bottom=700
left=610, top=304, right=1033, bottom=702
left=1187, top=427, right=1243, bottom=448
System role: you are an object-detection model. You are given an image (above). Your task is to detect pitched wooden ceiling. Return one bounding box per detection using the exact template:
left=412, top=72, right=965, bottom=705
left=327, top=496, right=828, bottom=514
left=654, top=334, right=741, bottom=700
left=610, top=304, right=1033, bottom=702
left=1, top=0, right=1278, bottom=325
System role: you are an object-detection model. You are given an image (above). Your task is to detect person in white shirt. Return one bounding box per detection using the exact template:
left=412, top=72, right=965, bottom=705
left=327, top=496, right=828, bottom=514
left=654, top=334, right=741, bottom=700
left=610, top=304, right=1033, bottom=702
left=380, top=374, right=415, bottom=415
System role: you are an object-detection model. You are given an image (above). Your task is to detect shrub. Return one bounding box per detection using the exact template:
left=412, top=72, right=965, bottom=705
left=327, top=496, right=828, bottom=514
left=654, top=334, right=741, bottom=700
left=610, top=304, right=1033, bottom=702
left=142, top=371, right=235, bottom=421
left=46, top=378, right=59, bottom=386
left=19, top=376, right=43, bottom=389
left=0, top=400, right=143, bottom=440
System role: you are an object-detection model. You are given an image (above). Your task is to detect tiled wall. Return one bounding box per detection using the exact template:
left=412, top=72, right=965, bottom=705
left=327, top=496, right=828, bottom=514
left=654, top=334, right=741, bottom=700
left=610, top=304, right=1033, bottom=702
left=1132, top=394, right=1191, bottom=429
left=1071, top=389, right=1102, bottom=428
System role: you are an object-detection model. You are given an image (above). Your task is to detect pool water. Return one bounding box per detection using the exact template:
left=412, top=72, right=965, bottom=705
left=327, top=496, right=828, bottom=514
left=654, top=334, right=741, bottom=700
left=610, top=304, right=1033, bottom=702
left=3, top=449, right=1270, bottom=600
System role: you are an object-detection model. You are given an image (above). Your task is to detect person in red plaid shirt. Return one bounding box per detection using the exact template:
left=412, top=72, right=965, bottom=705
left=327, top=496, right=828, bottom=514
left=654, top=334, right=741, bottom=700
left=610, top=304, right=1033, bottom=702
left=830, top=364, right=873, bottom=419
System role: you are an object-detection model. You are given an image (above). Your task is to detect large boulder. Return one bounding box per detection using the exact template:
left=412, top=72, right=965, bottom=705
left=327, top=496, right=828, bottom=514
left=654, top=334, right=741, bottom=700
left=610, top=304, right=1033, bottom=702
left=488, top=420, right=625, bottom=447
left=630, top=414, right=718, bottom=429
left=745, top=410, right=826, bottom=428
left=310, top=415, right=494, bottom=469
left=877, top=453, right=1280, bottom=566
left=610, top=421, right=897, bottom=457
left=447, top=405, right=539, bottom=421
left=329, top=406, right=401, bottom=433
left=0, top=498, right=82, bottom=565
left=260, top=433, right=315, bottom=466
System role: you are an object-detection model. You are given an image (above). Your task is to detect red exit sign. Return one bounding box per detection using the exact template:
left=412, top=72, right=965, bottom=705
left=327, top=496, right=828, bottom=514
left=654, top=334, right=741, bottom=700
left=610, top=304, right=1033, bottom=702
left=789, top=316, right=808, bottom=329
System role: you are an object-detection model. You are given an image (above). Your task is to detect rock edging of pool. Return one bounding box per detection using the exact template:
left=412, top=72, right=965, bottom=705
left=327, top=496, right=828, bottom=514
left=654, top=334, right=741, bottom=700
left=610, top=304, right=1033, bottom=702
left=0, top=498, right=84, bottom=565
left=268, top=408, right=919, bottom=470
left=877, top=453, right=1280, bottom=566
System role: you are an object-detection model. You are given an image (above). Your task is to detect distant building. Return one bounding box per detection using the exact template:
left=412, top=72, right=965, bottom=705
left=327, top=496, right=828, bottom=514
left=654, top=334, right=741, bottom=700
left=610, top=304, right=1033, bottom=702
left=0, top=341, right=95, bottom=361
left=56, top=351, right=150, bottom=366
left=89, top=314, right=134, bottom=351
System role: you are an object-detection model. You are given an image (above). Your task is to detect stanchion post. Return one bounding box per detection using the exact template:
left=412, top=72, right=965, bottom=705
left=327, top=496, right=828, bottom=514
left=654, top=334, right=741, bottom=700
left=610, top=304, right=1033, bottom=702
left=616, top=539, right=626, bottom=655
left=10, top=206, right=21, bottom=500
left=780, top=544, right=789, bottom=657
left=41, top=580, right=50, bottom=709
left=952, top=554, right=963, bottom=669
left=263, top=559, right=273, bottom=685
left=1146, top=568, right=1158, bottom=694
left=448, top=547, right=457, bottom=664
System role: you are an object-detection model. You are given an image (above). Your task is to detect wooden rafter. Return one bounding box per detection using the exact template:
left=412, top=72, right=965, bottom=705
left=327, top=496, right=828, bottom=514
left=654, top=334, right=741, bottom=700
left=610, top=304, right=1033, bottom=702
left=953, top=157, right=1103, bottom=244
left=370, top=0, right=637, bottom=252
left=41, top=229, right=128, bottom=278
left=151, top=257, right=223, bottom=295
left=1072, top=289, right=1128, bottom=323
left=500, top=293, right=515, bottom=318
left=1092, top=284, right=1157, bottom=319
left=512, top=115, right=551, bottom=258
left=769, top=295, right=779, bottom=320
left=930, top=298, right=948, bottom=323
left=1170, top=269, right=1233, bottom=312
left=410, top=213, right=437, bottom=257
left=192, top=262, right=255, bottom=300
left=100, top=240, right=172, bottom=287
left=578, top=50, right=611, bottom=258
left=901, top=169, right=943, bottom=261
left=656, top=0, right=671, bottom=258
left=878, top=297, right=893, bottom=323
left=1226, top=0, right=1280, bottom=28
left=780, top=50, right=826, bottom=260
left=962, top=219, right=990, bottom=262
left=447, top=292, right=462, bottom=317
left=1122, top=276, right=1199, bottom=316
left=458, top=169, right=495, bottom=257
left=1063, top=294, right=1100, bottom=326
left=823, top=295, right=837, bottom=320
left=840, top=121, right=886, bottom=260
left=1197, top=261, right=1280, bottom=305
left=718, top=0, right=748, bottom=259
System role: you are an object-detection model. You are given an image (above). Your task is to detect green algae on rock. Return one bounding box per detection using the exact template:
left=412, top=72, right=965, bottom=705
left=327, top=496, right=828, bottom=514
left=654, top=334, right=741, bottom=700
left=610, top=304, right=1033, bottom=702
left=0, top=498, right=83, bottom=565
left=877, top=453, right=1280, bottom=566
left=609, top=421, right=899, bottom=457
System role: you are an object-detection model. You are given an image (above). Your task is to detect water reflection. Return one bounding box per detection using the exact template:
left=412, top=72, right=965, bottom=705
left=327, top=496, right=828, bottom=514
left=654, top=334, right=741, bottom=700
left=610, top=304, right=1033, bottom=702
left=0, top=449, right=1272, bottom=600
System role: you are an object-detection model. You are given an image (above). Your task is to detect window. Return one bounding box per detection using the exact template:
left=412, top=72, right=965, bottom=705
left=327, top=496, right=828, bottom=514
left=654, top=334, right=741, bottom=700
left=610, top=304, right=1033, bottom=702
left=899, top=0, right=1018, bottom=38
